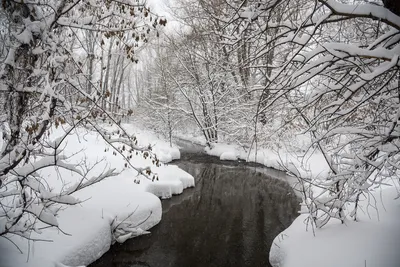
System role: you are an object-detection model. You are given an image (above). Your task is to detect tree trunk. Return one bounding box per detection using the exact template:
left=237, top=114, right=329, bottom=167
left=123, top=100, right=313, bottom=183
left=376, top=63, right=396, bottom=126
left=102, top=38, right=114, bottom=110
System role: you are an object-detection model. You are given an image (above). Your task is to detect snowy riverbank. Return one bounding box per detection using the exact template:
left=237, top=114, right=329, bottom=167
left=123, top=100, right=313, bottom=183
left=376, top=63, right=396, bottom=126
left=270, top=184, right=400, bottom=267
left=2, top=126, right=399, bottom=267
left=0, top=124, right=194, bottom=267
left=180, top=136, right=400, bottom=267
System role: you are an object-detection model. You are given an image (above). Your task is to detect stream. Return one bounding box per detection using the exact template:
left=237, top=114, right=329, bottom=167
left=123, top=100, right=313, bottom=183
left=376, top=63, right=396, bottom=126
left=90, top=147, right=300, bottom=267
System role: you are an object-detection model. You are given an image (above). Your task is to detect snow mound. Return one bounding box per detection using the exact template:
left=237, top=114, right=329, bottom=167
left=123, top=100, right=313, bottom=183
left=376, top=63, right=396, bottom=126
left=72, top=177, right=162, bottom=239
left=205, top=143, right=241, bottom=159
left=145, top=165, right=195, bottom=199
left=220, top=151, right=238, bottom=161
left=0, top=183, right=162, bottom=267
left=0, top=206, right=112, bottom=267
left=153, top=146, right=181, bottom=163
left=145, top=180, right=183, bottom=199
left=122, top=124, right=181, bottom=163
left=270, top=185, right=400, bottom=267
left=156, top=149, right=173, bottom=163
left=1, top=124, right=194, bottom=267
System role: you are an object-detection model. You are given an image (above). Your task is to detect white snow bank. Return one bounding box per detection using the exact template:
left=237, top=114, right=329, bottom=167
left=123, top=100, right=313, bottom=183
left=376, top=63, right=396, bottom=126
left=220, top=152, right=239, bottom=161
left=177, top=134, right=400, bottom=267
left=122, top=123, right=181, bottom=163
left=145, top=165, right=195, bottom=198
left=205, top=142, right=329, bottom=180
left=202, top=140, right=400, bottom=267
left=270, top=185, right=400, bottom=267
left=174, top=131, right=207, bottom=147
left=0, top=124, right=194, bottom=267
left=71, top=179, right=162, bottom=243
left=0, top=206, right=112, bottom=267
left=152, top=144, right=180, bottom=163
left=205, top=143, right=239, bottom=158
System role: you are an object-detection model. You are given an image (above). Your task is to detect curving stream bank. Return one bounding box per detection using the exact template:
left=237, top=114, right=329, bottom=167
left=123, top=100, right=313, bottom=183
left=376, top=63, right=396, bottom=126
left=90, top=150, right=300, bottom=267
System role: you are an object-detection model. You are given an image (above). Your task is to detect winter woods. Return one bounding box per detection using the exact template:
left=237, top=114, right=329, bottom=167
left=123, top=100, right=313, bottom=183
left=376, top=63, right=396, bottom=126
left=1, top=0, right=400, bottom=256
left=243, top=0, right=400, bottom=228
left=0, top=0, right=165, bottom=245
left=135, top=0, right=400, bottom=228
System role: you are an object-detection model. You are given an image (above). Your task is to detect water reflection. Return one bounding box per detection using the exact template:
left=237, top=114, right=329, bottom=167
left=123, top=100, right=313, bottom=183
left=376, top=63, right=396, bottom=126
left=90, top=154, right=299, bottom=267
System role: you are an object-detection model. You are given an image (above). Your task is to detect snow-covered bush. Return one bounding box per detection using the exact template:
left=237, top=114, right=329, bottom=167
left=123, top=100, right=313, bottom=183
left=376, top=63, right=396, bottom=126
left=220, top=0, right=400, bottom=228
left=0, top=0, right=164, bottom=248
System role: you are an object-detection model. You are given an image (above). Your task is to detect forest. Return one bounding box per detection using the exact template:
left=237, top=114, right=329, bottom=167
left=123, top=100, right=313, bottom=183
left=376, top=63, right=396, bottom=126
left=0, top=0, right=399, bottom=267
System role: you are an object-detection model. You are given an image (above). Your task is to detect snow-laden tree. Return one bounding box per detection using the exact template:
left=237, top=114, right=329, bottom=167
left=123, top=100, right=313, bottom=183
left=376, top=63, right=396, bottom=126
left=222, top=0, right=400, bottom=227
left=131, top=39, right=185, bottom=146
left=132, top=0, right=266, bottom=146
left=0, top=0, right=164, bottom=246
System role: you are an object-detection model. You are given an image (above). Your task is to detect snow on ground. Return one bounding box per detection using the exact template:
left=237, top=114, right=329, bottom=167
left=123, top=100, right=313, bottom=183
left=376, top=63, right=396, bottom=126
left=204, top=141, right=330, bottom=180
left=0, top=124, right=194, bottom=267
left=177, top=134, right=400, bottom=267
left=1, top=205, right=114, bottom=267
left=270, top=184, right=400, bottom=267
left=123, top=124, right=181, bottom=163
left=174, top=128, right=208, bottom=147
left=145, top=164, right=195, bottom=199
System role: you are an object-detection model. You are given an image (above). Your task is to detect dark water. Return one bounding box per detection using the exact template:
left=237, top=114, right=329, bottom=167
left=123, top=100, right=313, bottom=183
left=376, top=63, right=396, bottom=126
left=90, top=152, right=300, bottom=267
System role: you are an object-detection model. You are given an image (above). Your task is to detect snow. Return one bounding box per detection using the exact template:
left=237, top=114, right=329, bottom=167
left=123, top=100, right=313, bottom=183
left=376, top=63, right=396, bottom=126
left=0, top=206, right=112, bottom=267
left=0, top=124, right=194, bottom=267
left=178, top=133, right=400, bottom=267
left=323, top=0, right=400, bottom=30
left=270, top=185, right=400, bottom=267
left=2, top=120, right=399, bottom=267
left=122, top=124, right=182, bottom=163
left=4, top=48, right=15, bottom=66
left=205, top=143, right=238, bottom=160
left=14, top=28, right=33, bottom=45
left=220, top=151, right=238, bottom=161
left=204, top=141, right=330, bottom=180
left=145, top=164, right=195, bottom=198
